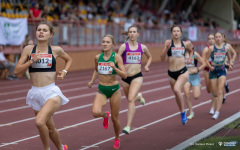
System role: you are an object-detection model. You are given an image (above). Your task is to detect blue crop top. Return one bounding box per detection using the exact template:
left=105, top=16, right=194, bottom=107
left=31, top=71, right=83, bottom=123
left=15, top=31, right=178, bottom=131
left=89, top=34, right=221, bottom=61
left=210, top=45, right=226, bottom=65
left=29, top=45, right=56, bottom=73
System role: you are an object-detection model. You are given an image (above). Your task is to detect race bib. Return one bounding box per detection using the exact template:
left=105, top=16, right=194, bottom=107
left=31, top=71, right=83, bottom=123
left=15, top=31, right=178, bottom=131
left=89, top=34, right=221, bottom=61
left=31, top=54, right=52, bottom=68
left=126, top=52, right=141, bottom=63
left=185, top=57, right=195, bottom=68
left=171, top=47, right=185, bottom=57
left=214, top=52, right=225, bottom=62
left=98, top=62, right=113, bottom=74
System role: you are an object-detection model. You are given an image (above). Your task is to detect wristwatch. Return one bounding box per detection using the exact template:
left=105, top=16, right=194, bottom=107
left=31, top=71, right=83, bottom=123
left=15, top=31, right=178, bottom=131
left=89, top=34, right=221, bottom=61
left=62, top=70, right=68, bottom=75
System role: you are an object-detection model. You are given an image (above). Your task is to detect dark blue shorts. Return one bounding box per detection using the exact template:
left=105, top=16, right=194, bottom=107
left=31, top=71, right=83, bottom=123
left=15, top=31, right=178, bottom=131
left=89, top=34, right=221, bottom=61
left=209, top=65, right=226, bottom=79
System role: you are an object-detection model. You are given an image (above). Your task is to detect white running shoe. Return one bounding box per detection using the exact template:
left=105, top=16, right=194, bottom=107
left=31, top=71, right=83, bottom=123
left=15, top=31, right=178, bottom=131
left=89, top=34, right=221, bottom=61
left=209, top=108, right=214, bottom=115
left=212, top=112, right=219, bottom=120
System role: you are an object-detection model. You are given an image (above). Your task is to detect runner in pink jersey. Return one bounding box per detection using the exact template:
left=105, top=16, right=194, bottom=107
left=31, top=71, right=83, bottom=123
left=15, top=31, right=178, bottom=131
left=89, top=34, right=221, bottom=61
left=118, top=25, right=152, bottom=134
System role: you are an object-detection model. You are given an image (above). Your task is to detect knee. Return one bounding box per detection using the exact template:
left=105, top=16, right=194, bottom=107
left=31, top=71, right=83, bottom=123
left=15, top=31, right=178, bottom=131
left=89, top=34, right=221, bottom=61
left=127, top=97, right=135, bottom=104
left=193, top=95, right=200, bottom=99
left=212, top=93, right=218, bottom=98
left=185, top=92, right=190, bottom=98
left=48, top=127, right=55, bottom=134
left=173, top=88, right=181, bottom=95
left=111, top=114, right=119, bottom=123
left=218, top=90, right=223, bottom=96
left=92, top=108, right=103, bottom=118
left=92, top=111, right=100, bottom=118
left=35, top=119, right=45, bottom=129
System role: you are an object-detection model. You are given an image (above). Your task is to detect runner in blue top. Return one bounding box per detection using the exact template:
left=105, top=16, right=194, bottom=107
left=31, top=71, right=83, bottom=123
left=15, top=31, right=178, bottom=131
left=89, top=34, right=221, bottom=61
left=205, top=32, right=233, bottom=120
left=183, top=44, right=205, bottom=119
left=161, top=24, right=193, bottom=125
left=88, top=34, right=127, bottom=149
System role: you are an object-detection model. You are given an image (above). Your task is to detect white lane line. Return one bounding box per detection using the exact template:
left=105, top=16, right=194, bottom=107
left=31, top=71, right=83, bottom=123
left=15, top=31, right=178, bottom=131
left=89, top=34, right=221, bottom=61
left=0, top=73, right=168, bottom=104
left=0, top=69, right=167, bottom=96
left=0, top=75, right=240, bottom=127
left=0, top=75, right=170, bottom=110
left=1, top=71, right=240, bottom=113
left=0, top=63, right=239, bottom=91
left=1, top=64, right=239, bottom=96
left=0, top=106, right=30, bottom=113
left=0, top=64, right=167, bottom=92
left=0, top=87, right=239, bottom=148
left=0, top=65, right=239, bottom=100
left=80, top=89, right=240, bottom=150
left=0, top=85, right=169, bottom=127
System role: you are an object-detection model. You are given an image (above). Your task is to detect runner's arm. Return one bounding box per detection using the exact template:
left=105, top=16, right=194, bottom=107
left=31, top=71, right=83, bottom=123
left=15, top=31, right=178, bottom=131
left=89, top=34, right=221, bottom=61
left=142, top=44, right=152, bottom=72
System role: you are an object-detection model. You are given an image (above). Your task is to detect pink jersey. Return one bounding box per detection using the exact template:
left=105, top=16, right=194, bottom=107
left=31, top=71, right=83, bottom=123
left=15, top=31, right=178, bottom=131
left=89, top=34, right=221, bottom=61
left=122, top=42, right=143, bottom=64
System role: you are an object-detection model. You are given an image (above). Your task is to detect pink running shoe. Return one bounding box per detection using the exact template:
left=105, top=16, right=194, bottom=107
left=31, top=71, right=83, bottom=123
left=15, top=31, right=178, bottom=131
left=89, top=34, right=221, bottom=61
left=113, top=139, right=120, bottom=149
left=63, top=145, right=68, bottom=150
left=103, top=111, right=110, bottom=129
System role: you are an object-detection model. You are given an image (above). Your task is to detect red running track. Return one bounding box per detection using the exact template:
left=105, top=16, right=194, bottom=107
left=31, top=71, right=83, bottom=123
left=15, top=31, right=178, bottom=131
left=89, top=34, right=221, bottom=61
left=0, top=61, right=240, bottom=150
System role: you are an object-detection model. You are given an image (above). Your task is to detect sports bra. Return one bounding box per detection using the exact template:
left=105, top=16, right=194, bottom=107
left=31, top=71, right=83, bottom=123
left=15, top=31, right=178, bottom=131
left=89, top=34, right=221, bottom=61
left=29, top=45, right=56, bottom=73
left=167, top=40, right=185, bottom=57
left=185, top=51, right=198, bottom=68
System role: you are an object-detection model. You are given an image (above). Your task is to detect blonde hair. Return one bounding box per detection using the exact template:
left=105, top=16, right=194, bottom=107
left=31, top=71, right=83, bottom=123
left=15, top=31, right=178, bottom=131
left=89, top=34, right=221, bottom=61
left=103, top=34, right=116, bottom=45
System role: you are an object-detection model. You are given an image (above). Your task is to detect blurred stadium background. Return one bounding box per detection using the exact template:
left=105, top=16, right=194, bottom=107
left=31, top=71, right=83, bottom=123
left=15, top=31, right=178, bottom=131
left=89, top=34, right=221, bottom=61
left=0, top=0, right=240, bottom=75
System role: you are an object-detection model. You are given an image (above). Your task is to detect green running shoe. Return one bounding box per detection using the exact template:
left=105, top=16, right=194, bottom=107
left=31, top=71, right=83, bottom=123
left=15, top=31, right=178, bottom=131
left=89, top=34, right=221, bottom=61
left=138, top=93, right=145, bottom=105
left=187, top=113, right=194, bottom=119
left=122, top=126, right=130, bottom=135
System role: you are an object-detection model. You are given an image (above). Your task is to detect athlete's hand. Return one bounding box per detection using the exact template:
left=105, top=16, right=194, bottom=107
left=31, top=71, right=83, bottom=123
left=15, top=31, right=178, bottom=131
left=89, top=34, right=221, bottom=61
left=109, top=61, right=116, bottom=69
left=88, top=81, right=93, bottom=88
left=210, top=66, right=214, bottom=72
left=186, top=58, right=191, bottom=65
left=32, top=51, right=41, bottom=62
left=57, top=71, right=65, bottom=80
left=144, top=66, right=150, bottom=72
left=225, top=62, right=230, bottom=67
left=229, top=65, right=233, bottom=71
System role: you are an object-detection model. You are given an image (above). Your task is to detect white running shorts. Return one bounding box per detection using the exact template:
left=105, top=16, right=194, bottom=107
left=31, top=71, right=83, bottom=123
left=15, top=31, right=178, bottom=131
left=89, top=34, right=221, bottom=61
left=26, top=83, right=69, bottom=111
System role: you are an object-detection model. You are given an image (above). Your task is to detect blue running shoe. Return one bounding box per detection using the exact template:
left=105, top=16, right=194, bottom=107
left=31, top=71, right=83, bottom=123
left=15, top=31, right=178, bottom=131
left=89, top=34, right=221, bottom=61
left=181, top=111, right=187, bottom=125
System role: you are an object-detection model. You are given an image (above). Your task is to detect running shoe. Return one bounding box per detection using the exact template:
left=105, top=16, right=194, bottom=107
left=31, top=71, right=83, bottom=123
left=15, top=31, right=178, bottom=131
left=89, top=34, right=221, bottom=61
left=6, top=75, right=18, bottom=80
left=181, top=110, right=187, bottom=125
left=222, top=98, right=226, bottom=104
left=138, top=93, right=145, bottom=105
left=212, top=112, right=219, bottom=120
left=122, top=126, right=130, bottom=135
left=225, top=83, right=229, bottom=93
left=103, top=111, right=110, bottom=129
left=63, top=145, right=68, bottom=150
left=187, top=112, right=194, bottom=119
left=113, top=139, right=120, bottom=149
left=209, top=108, right=214, bottom=115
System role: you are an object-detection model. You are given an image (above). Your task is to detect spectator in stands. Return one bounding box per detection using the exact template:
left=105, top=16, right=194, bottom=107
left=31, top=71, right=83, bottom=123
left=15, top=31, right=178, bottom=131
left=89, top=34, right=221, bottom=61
left=0, top=45, right=18, bottom=80
left=124, top=12, right=135, bottom=31
left=29, top=2, right=42, bottom=20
